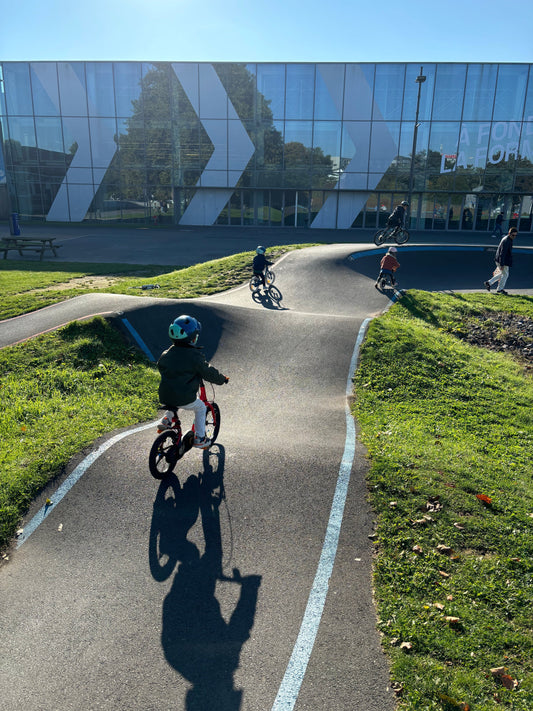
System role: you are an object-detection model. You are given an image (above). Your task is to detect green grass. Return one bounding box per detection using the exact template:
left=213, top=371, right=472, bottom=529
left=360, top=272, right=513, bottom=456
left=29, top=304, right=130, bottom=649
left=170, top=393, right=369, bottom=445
left=0, top=244, right=316, bottom=320
left=0, top=316, right=159, bottom=549
left=353, top=290, right=533, bottom=710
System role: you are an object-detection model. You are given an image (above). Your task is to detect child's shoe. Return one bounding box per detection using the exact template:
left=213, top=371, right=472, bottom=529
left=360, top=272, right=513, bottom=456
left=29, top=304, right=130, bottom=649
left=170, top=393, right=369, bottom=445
left=193, top=434, right=212, bottom=449
left=157, top=413, right=174, bottom=431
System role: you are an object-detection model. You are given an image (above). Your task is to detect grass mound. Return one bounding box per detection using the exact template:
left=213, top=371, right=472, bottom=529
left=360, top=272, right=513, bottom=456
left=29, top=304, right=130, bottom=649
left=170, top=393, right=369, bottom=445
left=353, top=291, right=533, bottom=710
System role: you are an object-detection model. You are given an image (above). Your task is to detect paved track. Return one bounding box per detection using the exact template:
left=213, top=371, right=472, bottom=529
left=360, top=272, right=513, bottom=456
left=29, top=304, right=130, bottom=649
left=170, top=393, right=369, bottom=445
left=1, top=242, right=532, bottom=711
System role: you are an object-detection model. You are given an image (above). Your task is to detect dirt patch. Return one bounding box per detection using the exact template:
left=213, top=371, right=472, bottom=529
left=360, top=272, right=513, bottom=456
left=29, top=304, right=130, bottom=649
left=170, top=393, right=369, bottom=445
left=456, top=312, right=533, bottom=365
left=37, top=276, right=122, bottom=292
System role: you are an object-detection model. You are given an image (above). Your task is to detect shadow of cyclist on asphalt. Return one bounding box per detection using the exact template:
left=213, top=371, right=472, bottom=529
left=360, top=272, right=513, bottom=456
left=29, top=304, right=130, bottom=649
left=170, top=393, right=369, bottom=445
left=251, top=284, right=287, bottom=310
left=148, top=473, right=201, bottom=582
left=159, top=445, right=262, bottom=710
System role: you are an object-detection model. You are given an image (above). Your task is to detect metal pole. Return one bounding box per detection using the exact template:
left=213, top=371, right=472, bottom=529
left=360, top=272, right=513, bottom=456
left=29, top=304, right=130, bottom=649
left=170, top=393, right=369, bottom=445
left=408, top=66, right=426, bottom=228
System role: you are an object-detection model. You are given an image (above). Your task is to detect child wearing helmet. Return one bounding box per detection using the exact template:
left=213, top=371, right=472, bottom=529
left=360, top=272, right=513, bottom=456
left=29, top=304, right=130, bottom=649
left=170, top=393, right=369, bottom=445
left=386, top=201, right=409, bottom=236
left=157, top=314, right=228, bottom=448
left=375, top=246, right=400, bottom=288
left=252, top=245, right=273, bottom=290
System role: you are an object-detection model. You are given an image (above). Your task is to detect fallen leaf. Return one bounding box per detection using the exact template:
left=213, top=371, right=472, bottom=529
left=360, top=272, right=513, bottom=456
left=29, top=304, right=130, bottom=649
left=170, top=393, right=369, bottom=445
left=434, top=603, right=445, bottom=610
left=500, top=674, right=518, bottom=690
left=412, top=545, right=424, bottom=555
left=445, top=616, right=461, bottom=625
left=476, top=493, right=492, bottom=505
left=412, top=518, right=429, bottom=526
left=437, top=544, right=454, bottom=556
left=490, top=667, right=518, bottom=690
left=391, top=682, right=403, bottom=695
left=439, top=570, right=450, bottom=578
left=453, top=522, right=465, bottom=530
left=399, top=641, right=413, bottom=651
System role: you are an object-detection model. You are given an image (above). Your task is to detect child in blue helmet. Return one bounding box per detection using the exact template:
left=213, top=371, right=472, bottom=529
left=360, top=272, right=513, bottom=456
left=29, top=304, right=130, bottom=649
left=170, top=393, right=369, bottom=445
left=252, top=245, right=273, bottom=289
left=157, top=314, right=228, bottom=448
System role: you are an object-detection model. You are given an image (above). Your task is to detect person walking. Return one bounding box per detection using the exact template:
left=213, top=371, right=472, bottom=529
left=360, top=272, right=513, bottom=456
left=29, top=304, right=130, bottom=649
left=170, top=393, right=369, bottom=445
left=484, top=227, right=518, bottom=295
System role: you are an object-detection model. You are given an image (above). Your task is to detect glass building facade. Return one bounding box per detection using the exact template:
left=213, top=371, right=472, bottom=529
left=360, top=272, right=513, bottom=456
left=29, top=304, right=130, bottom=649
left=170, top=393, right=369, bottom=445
left=1, top=61, right=532, bottom=231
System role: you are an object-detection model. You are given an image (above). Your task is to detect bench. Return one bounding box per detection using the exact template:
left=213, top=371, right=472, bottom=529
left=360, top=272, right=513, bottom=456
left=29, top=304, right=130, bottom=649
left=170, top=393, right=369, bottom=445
left=0, top=237, right=61, bottom=260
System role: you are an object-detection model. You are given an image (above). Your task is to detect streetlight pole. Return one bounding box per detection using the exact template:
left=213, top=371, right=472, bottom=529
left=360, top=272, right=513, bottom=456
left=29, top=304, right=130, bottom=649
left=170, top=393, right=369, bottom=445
left=407, top=66, right=426, bottom=228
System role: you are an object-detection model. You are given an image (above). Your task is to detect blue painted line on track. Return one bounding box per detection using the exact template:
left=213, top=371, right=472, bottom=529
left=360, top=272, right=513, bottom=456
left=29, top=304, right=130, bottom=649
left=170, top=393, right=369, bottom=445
left=270, top=317, right=372, bottom=711
left=16, top=420, right=157, bottom=548
left=121, top=317, right=156, bottom=361
left=348, top=244, right=532, bottom=261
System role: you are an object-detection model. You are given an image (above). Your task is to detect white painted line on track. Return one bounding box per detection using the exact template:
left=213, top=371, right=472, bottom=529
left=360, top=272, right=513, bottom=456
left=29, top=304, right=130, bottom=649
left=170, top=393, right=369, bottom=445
left=16, top=420, right=157, bottom=548
left=271, top=316, right=372, bottom=711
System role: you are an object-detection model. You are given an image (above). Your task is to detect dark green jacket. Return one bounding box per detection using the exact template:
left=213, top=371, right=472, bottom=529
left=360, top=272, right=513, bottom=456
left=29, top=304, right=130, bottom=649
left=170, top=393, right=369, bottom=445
left=157, top=343, right=226, bottom=407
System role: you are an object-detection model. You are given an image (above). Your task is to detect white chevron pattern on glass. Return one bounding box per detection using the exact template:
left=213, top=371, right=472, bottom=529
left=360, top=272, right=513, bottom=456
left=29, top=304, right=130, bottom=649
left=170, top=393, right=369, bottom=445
left=172, top=63, right=255, bottom=225
left=311, top=64, right=398, bottom=229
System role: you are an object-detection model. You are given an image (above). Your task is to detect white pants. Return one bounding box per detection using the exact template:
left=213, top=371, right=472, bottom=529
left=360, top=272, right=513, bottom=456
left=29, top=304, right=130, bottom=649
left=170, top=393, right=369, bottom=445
left=488, top=264, right=509, bottom=291
left=165, top=398, right=206, bottom=438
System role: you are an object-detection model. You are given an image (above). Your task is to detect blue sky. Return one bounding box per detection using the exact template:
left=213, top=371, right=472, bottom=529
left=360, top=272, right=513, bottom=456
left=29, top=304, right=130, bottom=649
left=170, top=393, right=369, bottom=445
left=1, top=0, right=532, bottom=63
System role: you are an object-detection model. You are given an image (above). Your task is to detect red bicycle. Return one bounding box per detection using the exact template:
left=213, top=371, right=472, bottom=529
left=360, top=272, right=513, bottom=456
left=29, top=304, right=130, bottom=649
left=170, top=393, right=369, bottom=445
left=148, top=379, right=221, bottom=480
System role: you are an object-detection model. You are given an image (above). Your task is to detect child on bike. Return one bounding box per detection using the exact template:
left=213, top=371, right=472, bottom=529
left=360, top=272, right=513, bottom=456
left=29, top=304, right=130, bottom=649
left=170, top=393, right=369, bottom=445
left=157, top=314, right=228, bottom=448
left=252, top=245, right=273, bottom=289
left=375, top=246, right=400, bottom=288
left=387, top=201, right=409, bottom=236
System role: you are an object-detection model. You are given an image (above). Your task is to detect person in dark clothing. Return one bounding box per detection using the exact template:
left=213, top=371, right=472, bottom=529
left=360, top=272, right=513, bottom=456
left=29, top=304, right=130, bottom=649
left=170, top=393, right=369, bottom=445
left=484, top=227, right=518, bottom=295
left=386, top=201, right=409, bottom=235
left=492, top=212, right=504, bottom=238
left=157, top=315, right=228, bottom=448
left=252, top=245, right=273, bottom=289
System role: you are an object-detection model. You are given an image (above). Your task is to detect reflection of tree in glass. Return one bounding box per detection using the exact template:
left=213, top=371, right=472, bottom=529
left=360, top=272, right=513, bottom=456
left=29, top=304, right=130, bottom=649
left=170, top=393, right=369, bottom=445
left=106, top=63, right=212, bottom=204
left=105, top=62, right=335, bottom=207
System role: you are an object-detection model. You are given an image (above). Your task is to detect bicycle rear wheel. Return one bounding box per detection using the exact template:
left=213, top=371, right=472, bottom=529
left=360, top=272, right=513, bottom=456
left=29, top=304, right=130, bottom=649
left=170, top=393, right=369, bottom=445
left=149, top=430, right=179, bottom=479
left=395, top=228, right=410, bottom=244
left=249, top=275, right=262, bottom=292
left=205, top=402, right=220, bottom=443
left=374, top=229, right=387, bottom=246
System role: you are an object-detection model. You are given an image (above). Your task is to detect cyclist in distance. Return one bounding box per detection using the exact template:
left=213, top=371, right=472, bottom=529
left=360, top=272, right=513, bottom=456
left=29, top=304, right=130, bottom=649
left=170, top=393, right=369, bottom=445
left=387, top=200, right=409, bottom=236
left=157, top=315, right=228, bottom=448
left=252, top=245, right=273, bottom=290
left=375, top=246, right=400, bottom=288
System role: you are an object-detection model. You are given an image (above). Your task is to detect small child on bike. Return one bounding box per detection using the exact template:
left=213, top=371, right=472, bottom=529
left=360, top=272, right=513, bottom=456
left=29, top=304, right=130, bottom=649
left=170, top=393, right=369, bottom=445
left=252, top=245, right=273, bottom=289
left=375, top=246, right=400, bottom=288
left=157, top=314, right=228, bottom=448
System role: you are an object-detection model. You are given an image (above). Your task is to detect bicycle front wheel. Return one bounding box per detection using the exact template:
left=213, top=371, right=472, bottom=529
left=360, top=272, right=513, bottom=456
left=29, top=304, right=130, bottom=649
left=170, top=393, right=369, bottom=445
left=205, top=402, right=220, bottom=444
left=265, top=268, right=275, bottom=286
left=395, top=228, right=410, bottom=244
left=374, top=229, right=387, bottom=246
left=149, top=430, right=179, bottom=479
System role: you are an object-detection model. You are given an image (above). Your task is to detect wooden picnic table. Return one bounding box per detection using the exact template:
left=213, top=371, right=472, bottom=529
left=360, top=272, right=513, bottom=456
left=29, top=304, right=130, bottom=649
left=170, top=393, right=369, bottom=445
left=0, top=235, right=61, bottom=260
